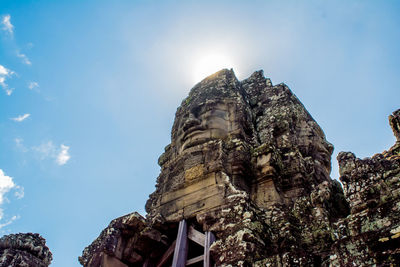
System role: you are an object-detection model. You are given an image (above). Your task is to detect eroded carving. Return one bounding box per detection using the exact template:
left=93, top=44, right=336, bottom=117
left=146, top=69, right=338, bottom=221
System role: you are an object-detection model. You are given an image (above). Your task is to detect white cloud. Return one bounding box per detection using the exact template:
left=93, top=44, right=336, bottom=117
left=28, top=81, right=39, bottom=90
left=0, top=215, right=19, bottom=230
left=0, top=65, right=14, bottom=78
left=0, top=170, right=22, bottom=229
left=14, top=186, right=24, bottom=199
left=16, top=52, right=31, bottom=65
left=15, top=138, right=28, bottom=152
left=56, top=144, right=71, bottom=165
left=0, top=65, right=10, bottom=76
left=11, top=113, right=30, bottom=122
left=0, top=64, right=15, bottom=95
left=33, top=141, right=56, bottom=160
left=1, top=15, right=13, bottom=35
left=15, top=138, right=23, bottom=146
left=5, top=88, right=14, bottom=96
left=33, top=141, right=71, bottom=165
left=0, top=170, right=16, bottom=207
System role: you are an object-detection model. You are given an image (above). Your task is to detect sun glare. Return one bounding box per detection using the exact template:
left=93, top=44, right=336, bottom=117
left=192, top=53, right=236, bottom=83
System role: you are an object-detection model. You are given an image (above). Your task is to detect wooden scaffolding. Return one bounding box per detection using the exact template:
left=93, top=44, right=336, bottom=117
left=154, top=220, right=215, bottom=267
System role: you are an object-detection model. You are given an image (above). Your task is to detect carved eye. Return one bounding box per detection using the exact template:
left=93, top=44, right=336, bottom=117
left=211, top=110, right=227, bottom=119
left=191, top=106, right=201, bottom=118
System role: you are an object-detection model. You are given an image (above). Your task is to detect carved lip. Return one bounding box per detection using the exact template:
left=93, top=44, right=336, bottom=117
left=182, top=138, right=210, bottom=151
left=182, top=125, right=206, bottom=141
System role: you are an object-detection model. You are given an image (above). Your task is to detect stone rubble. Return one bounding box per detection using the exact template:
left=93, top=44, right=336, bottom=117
left=0, top=233, right=52, bottom=267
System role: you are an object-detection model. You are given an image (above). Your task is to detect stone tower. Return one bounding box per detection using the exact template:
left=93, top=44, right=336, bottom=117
left=80, top=70, right=400, bottom=267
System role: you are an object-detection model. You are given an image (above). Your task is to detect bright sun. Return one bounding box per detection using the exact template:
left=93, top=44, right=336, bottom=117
left=192, top=53, right=236, bottom=83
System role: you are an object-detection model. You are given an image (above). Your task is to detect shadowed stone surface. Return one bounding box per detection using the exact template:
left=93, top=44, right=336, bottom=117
left=0, top=233, right=52, bottom=267
left=79, top=212, right=170, bottom=267
left=80, top=70, right=399, bottom=266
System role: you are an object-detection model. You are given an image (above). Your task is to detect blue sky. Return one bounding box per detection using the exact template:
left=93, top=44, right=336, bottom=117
left=0, top=0, right=399, bottom=266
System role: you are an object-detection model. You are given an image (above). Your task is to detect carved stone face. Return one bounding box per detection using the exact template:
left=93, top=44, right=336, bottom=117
left=301, top=123, right=334, bottom=179
left=146, top=69, right=338, bottom=220
left=316, top=139, right=334, bottom=173
left=146, top=91, right=254, bottom=220
left=172, top=99, right=247, bottom=155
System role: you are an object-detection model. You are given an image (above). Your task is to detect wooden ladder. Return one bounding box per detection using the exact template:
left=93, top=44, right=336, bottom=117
left=155, top=220, right=215, bottom=267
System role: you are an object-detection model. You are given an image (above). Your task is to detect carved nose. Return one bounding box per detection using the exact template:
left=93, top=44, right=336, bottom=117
left=183, top=114, right=201, bottom=131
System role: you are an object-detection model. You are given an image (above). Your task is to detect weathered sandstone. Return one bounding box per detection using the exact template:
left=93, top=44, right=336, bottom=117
left=81, top=70, right=399, bottom=266
left=0, top=233, right=52, bottom=267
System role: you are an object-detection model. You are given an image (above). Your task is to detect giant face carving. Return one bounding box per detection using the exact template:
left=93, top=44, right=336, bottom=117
left=145, top=71, right=256, bottom=220
left=146, top=69, right=337, bottom=219
left=172, top=99, right=248, bottom=155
